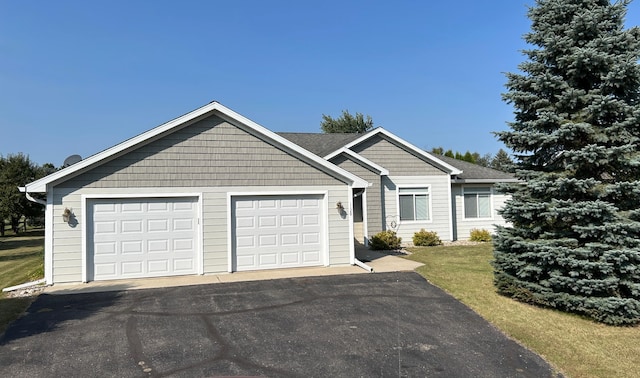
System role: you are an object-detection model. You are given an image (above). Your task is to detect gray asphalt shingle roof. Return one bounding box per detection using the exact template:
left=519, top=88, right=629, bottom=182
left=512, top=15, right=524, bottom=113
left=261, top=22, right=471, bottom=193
left=436, top=155, right=515, bottom=181
left=277, top=132, right=362, bottom=157
left=277, top=132, right=515, bottom=182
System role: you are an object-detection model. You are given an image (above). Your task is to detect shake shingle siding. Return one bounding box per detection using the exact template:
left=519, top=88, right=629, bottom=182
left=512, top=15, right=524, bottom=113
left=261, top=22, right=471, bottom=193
left=47, top=113, right=355, bottom=283
left=350, top=135, right=444, bottom=176
left=62, top=116, right=342, bottom=189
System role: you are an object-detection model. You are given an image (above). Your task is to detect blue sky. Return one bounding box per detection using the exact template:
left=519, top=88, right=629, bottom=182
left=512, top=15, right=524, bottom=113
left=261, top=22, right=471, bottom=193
left=2, top=1, right=640, bottom=166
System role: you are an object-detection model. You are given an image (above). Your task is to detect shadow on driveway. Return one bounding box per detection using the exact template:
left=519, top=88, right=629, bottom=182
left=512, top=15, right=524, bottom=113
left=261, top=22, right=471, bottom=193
left=0, top=272, right=561, bottom=377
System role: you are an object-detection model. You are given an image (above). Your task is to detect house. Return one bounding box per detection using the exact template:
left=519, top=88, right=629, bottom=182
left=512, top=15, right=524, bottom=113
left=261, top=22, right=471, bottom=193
left=21, top=102, right=368, bottom=284
left=21, top=102, right=515, bottom=285
left=278, top=129, right=516, bottom=245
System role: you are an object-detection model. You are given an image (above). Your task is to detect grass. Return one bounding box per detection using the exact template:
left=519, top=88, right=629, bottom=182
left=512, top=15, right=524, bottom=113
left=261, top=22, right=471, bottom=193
left=406, top=243, right=640, bottom=378
left=0, top=228, right=45, bottom=336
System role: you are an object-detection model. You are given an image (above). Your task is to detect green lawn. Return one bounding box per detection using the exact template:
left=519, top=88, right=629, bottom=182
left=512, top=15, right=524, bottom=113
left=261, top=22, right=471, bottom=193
left=0, top=229, right=45, bottom=335
left=406, top=243, right=640, bottom=378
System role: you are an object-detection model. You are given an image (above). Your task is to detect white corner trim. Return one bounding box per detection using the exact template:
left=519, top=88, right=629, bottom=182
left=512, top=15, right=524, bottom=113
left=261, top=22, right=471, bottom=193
left=45, top=192, right=54, bottom=285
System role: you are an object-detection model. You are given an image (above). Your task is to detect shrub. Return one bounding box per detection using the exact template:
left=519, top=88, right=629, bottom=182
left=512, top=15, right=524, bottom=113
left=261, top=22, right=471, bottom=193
left=369, top=230, right=402, bottom=250
left=412, top=229, right=442, bottom=246
left=470, top=228, right=492, bottom=242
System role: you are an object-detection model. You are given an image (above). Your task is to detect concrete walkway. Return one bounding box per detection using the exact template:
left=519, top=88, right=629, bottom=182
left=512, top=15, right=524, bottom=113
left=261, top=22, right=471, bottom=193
left=43, top=250, right=423, bottom=295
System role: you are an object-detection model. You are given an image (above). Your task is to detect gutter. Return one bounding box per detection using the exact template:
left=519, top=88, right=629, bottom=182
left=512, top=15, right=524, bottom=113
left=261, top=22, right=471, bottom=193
left=19, top=186, right=47, bottom=206
left=354, top=258, right=374, bottom=272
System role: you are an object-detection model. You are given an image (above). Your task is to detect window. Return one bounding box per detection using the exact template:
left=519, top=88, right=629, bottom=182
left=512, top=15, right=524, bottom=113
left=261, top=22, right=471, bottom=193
left=464, top=187, right=491, bottom=218
left=399, top=187, right=430, bottom=221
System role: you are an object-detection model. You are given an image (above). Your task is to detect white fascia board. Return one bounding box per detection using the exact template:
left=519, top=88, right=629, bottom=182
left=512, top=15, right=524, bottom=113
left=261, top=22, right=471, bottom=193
left=341, top=128, right=464, bottom=176
left=23, top=101, right=368, bottom=192
left=325, top=148, right=389, bottom=176
left=451, top=178, right=520, bottom=184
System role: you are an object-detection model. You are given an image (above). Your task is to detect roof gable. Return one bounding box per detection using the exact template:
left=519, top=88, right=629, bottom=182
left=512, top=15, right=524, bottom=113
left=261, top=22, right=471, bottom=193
left=24, top=102, right=368, bottom=192
left=328, top=128, right=463, bottom=175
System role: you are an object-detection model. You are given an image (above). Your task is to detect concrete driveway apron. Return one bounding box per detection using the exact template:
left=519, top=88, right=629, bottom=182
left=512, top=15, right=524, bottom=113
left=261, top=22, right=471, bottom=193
left=0, top=272, right=560, bottom=377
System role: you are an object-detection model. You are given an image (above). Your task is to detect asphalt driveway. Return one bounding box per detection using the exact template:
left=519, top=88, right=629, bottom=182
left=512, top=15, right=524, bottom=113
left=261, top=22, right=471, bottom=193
left=0, top=272, right=559, bottom=377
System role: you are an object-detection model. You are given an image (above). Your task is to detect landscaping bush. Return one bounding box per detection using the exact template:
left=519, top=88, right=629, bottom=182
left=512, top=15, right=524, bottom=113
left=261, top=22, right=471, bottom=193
left=470, top=228, right=492, bottom=242
left=412, top=229, right=441, bottom=246
left=369, top=230, right=402, bottom=250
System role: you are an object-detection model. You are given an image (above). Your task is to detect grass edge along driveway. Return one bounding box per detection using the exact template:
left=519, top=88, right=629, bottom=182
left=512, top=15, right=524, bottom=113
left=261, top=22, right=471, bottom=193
left=406, top=243, right=640, bottom=378
left=0, top=230, right=45, bottom=336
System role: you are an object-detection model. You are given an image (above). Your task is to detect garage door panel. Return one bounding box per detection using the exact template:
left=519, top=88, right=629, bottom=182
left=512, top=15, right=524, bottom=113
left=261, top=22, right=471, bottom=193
left=89, top=197, right=198, bottom=281
left=233, top=195, right=324, bottom=271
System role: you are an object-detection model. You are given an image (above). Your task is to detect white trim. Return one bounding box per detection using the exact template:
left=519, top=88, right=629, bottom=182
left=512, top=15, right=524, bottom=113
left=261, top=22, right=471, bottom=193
left=361, top=189, right=369, bottom=246
left=452, top=178, right=519, bottom=184
left=227, top=190, right=330, bottom=272
left=24, top=102, right=368, bottom=193
left=81, top=193, right=203, bottom=282
left=396, top=185, right=434, bottom=224
left=44, top=189, right=54, bottom=285
left=325, top=148, right=390, bottom=176
left=447, top=179, right=454, bottom=242
left=461, top=185, right=494, bottom=221
left=348, top=186, right=355, bottom=265
left=338, top=128, right=463, bottom=175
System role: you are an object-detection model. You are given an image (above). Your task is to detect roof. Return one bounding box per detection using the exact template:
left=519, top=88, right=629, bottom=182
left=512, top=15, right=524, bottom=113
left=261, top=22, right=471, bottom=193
left=278, top=129, right=463, bottom=176
left=276, top=132, right=362, bottom=157
left=22, top=102, right=369, bottom=193
left=436, top=155, right=517, bottom=182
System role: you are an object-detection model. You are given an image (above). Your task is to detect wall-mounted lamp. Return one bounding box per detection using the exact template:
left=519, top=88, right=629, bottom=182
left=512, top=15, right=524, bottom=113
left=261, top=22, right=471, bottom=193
left=62, top=207, right=73, bottom=223
left=336, top=201, right=344, bottom=213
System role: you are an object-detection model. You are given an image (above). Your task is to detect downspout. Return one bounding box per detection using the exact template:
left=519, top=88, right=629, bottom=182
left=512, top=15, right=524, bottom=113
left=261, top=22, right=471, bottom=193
left=25, top=191, right=47, bottom=206
left=354, top=258, right=374, bottom=272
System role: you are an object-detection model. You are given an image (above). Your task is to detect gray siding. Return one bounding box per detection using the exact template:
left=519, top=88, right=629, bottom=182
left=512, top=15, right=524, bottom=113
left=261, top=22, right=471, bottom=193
left=451, top=184, right=510, bottom=240
left=383, top=175, right=452, bottom=243
left=48, top=114, right=355, bottom=283
left=350, top=135, right=446, bottom=176
left=331, top=154, right=383, bottom=237
left=60, top=115, right=342, bottom=189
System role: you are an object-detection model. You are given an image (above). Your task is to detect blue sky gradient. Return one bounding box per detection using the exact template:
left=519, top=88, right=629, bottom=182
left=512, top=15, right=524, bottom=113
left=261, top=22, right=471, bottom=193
left=2, top=1, right=640, bottom=166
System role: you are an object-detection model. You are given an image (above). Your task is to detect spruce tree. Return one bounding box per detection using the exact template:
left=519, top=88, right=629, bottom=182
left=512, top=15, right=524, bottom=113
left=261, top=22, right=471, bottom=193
left=494, top=0, right=640, bottom=325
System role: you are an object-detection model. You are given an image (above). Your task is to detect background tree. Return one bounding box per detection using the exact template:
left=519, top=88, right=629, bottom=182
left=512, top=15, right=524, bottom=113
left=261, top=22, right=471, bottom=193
left=490, top=149, right=514, bottom=172
left=494, top=0, right=640, bottom=325
left=320, top=110, right=374, bottom=133
left=0, top=154, right=52, bottom=235
left=430, top=146, right=512, bottom=170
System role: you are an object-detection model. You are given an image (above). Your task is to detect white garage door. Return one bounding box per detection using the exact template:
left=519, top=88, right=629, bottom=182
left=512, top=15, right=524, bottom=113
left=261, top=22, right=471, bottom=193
left=233, top=195, right=325, bottom=271
left=88, top=197, right=198, bottom=281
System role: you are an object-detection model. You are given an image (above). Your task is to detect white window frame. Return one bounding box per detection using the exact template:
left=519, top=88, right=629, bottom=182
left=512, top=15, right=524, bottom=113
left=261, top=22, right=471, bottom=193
left=462, top=186, right=493, bottom=220
left=397, top=185, right=432, bottom=223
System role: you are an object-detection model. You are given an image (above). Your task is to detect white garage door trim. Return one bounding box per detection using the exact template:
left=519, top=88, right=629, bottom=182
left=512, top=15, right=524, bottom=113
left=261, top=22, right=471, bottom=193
left=81, top=193, right=203, bottom=282
left=227, top=191, right=329, bottom=272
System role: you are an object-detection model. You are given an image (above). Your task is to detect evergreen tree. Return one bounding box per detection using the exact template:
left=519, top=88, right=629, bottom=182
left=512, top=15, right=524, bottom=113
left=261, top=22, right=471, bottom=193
left=494, top=0, right=640, bottom=325
left=490, top=149, right=514, bottom=172
left=320, top=110, right=374, bottom=133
